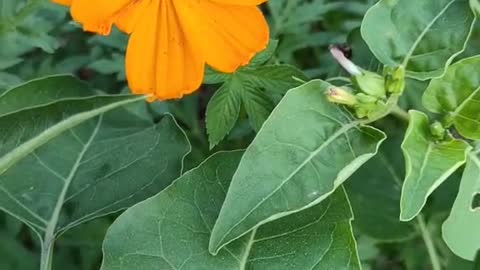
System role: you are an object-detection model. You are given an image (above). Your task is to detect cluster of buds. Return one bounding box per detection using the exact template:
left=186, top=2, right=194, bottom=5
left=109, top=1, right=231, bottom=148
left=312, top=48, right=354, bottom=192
left=327, top=45, right=405, bottom=119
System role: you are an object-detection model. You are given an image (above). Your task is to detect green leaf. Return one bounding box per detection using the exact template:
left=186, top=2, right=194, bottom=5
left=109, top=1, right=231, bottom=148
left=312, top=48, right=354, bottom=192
left=241, top=84, right=275, bottom=132
left=443, top=153, right=480, bottom=261
left=206, top=78, right=242, bottom=148
left=0, top=77, right=146, bottom=176
left=203, top=39, right=280, bottom=85
left=238, top=65, right=307, bottom=94
left=423, top=56, right=480, bottom=140
left=249, top=39, right=279, bottom=66
left=0, top=76, right=190, bottom=266
left=0, top=230, right=37, bottom=270
left=361, top=0, right=475, bottom=79
left=0, top=75, right=91, bottom=116
left=204, top=66, right=230, bottom=84
left=209, top=80, right=386, bottom=254
left=400, top=110, right=471, bottom=221
left=206, top=65, right=307, bottom=147
left=0, top=112, right=189, bottom=233
left=347, top=135, right=416, bottom=241
left=102, top=151, right=361, bottom=270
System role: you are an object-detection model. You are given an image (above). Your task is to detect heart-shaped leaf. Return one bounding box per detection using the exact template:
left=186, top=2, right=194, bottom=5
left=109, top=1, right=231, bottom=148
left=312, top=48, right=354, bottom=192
left=209, top=80, right=386, bottom=254
left=400, top=110, right=471, bottom=221
left=361, top=0, right=475, bottom=79
left=102, top=151, right=361, bottom=270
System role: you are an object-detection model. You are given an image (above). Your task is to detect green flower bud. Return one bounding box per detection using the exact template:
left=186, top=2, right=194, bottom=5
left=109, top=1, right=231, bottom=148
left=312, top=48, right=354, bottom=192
left=326, top=87, right=358, bottom=106
left=384, top=66, right=406, bottom=94
left=356, top=93, right=378, bottom=104
left=353, top=71, right=386, bottom=98
left=430, top=121, right=446, bottom=140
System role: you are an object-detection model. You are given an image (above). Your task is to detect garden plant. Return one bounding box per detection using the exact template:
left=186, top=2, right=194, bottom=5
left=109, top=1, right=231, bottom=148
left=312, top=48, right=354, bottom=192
left=0, top=0, right=480, bottom=269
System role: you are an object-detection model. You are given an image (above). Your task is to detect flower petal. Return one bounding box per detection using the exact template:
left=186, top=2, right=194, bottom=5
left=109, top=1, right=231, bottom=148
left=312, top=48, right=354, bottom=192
left=211, top=0, right=267, bottom=5
left=125, top=0, right=205, bottom=100
left=70, top=0, right=133, bottom=35
left=115, top=0, right=149, bottom=34
left=174, top=0, right=269, bottom=73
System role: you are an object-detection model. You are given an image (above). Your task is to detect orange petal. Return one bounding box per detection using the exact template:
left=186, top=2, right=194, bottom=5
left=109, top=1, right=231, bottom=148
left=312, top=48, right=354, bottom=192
left=115, top=0, right=149, bottom=34
left=51, top=0, right=71, bottom=6
left=125, top=0, right=205, bottom=100
left=212, top=0, right=268, bottom=5
left=174, top=0, right=269, bottom=73
left=70, top=0, right=133, bottom=35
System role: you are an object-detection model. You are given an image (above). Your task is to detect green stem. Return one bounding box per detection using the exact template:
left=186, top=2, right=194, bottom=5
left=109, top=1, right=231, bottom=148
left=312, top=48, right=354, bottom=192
left=390, top=105, right=410, bottom=123
left=40, top=240, right=54, bottom=270
left=417, top=215, right=442, bottom=270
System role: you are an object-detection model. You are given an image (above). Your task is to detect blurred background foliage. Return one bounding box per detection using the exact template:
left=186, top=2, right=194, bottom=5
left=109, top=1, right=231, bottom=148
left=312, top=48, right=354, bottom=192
left=0, top=0, right=477, bottom=269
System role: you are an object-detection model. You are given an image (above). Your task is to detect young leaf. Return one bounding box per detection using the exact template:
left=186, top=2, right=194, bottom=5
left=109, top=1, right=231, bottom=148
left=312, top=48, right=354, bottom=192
left=249, top=39, right=279, bottom=66
left=209, top=80, right=386, bottom=254
left=361, top=0, right=475, bottom=79
left=238, top=65, right=307, bottom=95
left=101, top=151, right=361, bottom=270
left=203, top=39, right=280, bottom=84
left=241, top=83, right=275, bottom=132
left=206, top=65, right=307, bottom=148
left=423, top=56, right=480, bottom=140
left=347, top=135, right=416, bottom=241
left=443, top=153, right=480, bottom=261
left=400, top=111, right=471, bottom=221
left=206, top=78, right=242, bottom=148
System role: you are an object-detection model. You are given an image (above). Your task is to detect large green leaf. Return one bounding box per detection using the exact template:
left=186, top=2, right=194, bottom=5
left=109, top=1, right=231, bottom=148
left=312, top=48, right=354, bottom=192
left=443, top=153, right=480, bottom=261
left=0, top=75, right=91, bottom=116
left=0, top=78, right=146, bottom=176
left=0, top=76, right=190, bottom=266
left=361, top=0, right=475, bottom=79
left=347, top=135, right=415, bottom=241
left=209, top=80, right=386, bottom=253
left=400, top=111, right=471, bottom=221
left=102, top=151, right=361, bottom=270
left=423, top=56, right=480, bottom=140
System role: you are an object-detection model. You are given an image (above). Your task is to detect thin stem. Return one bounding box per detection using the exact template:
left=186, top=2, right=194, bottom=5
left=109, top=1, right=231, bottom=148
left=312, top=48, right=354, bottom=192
left=390, top=105, right=410, bottom=123
left=417, top=215, right=442, bottom=270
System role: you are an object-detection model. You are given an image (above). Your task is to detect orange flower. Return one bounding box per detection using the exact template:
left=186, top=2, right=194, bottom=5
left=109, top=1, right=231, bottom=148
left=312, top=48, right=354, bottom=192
left=52, top=0, right=269, bottom=101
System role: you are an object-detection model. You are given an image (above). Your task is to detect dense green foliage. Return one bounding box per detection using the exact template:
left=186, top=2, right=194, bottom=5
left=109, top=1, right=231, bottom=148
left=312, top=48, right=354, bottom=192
left=1, top=0, right=480, bottom=270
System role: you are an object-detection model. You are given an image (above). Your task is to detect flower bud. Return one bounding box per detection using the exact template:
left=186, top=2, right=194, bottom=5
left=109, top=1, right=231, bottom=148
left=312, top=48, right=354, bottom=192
left=353, top=71, right=386, bottom=98
left=356, top=93, right=378, bottom=104
left=326, top=87, right=358, bottom=106
left=329, top=45, right=362, bottom=76
left=430, top=121, right=446, bottom=140
left=384, top=66, right=406, bottom=94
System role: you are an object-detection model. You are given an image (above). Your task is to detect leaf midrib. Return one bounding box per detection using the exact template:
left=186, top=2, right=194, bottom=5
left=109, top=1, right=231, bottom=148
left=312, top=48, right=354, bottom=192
left=402, top=0, right=457, bottom=66
left=43, top=115, right=103, bottom=243
left=0, top=96, right=144, bottom=176
left=215, top=120, right=359, bottom=249
left=452, top=86, right=480, bottom=119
